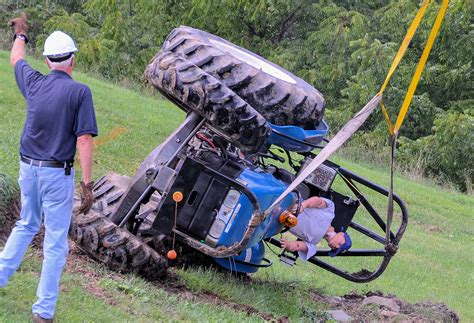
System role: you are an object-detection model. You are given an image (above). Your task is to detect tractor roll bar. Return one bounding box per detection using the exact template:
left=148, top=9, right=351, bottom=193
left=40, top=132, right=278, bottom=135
left=338, top=165, right=408, bottom=241
left=267, top=165, right=408, bottom=283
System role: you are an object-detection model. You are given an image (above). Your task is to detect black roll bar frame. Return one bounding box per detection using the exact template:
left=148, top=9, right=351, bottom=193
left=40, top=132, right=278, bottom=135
left=266, top=165, right=408, bottom=283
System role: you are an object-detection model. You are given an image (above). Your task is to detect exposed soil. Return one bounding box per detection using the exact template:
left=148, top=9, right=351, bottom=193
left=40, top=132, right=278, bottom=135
left=1, top=201, right=460, bottom=322
left=0, top=196, right=45, bottom=248
left=155, top=271, right=288, bottom=322
left=310, top=289, right=459, bottom=321
left=0, top=198, right=20, bottom=245
left=65, top=243, right=285, bottom=321
left=65, top=245, right=120, bottom=306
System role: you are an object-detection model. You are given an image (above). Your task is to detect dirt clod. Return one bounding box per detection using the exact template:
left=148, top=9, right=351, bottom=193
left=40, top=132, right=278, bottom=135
left=310, top=289, right=459, bottom=322
left=362, top=295, right=400, bottom=312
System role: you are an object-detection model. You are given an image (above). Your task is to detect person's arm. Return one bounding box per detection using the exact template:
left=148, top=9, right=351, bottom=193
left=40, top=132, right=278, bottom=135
left=74, top=85, right=98, bottom=214
left=8, top=12, right=28, bottom=66
left=280, top=238, right=317, bottom=260
left=76, top=134, right=95, bottom=214
left=77, top=134, right=93, bottom=184
left=280, top=238, right=308, bottom=253
left=301, top=196, right=327, bottom=210
left=10, top=38, right=26, bottom=66
left=292, top=196, right=327, bottom=214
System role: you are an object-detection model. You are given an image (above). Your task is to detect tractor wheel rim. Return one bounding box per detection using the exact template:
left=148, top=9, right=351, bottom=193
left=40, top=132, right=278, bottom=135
left=209, top=39, right=297, bottom=84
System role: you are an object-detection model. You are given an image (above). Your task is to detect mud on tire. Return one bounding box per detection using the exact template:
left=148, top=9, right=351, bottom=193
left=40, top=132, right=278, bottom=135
left=161, top=26, right=326, bottom=128
left=69, top=173, right=168, bottom=280
left=146, top=51, right=270, bottom=153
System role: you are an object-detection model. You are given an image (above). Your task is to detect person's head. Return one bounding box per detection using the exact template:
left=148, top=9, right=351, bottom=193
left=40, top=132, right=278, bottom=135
left=43, top=31, right=78, bottom=75
left=328, top=232, right=352, bottom=257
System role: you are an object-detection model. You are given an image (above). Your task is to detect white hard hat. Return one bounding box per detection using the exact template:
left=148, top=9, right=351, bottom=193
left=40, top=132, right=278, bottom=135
left=42, top=31, right=78, bottom=56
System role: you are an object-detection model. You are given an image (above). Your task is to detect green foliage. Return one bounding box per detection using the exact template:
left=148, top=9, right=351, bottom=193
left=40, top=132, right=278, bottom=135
left=0, top=174, right=18, bottom=211
left=399, top=109, right=474, bottom=192
left=401, top=93, right=443, bottom=139
left=0, top=0, right=471, bottom=192
left=426, top=110, right=473, bottom=192
left=337, top=122, right=391, bottom=166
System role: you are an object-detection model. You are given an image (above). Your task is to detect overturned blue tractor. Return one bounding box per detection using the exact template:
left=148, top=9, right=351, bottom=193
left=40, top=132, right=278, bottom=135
left=70, top=26, right=407, bottom=282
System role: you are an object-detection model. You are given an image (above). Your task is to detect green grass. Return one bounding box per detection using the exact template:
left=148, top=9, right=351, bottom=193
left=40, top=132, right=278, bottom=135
left=0, top=250, right=262, bottom=322
left=1, top=51, right=473, bottom=321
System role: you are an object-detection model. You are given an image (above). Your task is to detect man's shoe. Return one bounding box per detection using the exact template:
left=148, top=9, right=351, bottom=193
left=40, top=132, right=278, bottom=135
left=32, top=313, right=53, bottom=323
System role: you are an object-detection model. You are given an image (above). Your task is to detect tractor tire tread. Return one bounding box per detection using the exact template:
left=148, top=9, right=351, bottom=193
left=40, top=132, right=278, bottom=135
left=69, top=173, right=168, bottom=280
left=146, top=51, right=270, bottom=152
left=161, top=26, right=325, bottom=128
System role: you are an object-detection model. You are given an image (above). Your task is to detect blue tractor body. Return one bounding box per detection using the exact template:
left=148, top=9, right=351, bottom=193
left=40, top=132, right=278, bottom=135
left=212, top=123, right=328, bottom=273
left=213, top=168, right=294, bottom=273
left=82, top=111, right=407, bottom=283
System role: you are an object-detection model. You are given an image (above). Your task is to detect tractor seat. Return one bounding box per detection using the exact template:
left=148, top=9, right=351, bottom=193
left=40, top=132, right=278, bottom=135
left=329, top=191, right=359, bottom=233
left=267, top=120, right=329, bottom=152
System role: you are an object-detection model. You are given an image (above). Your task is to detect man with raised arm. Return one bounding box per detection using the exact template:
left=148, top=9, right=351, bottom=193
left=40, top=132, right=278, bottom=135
left=0, top=13, right=98, bottom=323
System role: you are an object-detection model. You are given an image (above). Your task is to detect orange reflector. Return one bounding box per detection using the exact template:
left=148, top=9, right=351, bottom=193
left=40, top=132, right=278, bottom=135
left=279, top=210, right=298, bottom=228
left=167, top=249, right=177, bottom=260
left=172, top=191, right=183, bottom=203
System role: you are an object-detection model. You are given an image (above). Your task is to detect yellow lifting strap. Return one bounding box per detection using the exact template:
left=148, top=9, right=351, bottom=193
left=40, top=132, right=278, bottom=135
left=380, top=0, right=448, bottom=247
left=379, top=0, right=430, bottom=96
left=265, top=0, right=449, bottom=222
left=379, top=0, right=449, bottom=136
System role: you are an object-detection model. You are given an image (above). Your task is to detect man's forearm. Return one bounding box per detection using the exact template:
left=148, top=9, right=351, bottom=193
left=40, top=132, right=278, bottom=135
left=287, top=240, right=308, bottom=253
left=77, top=134, right=94, bottom=183
left=294, top=241, right=308, bottom=252
left=303, top=196, right=327, bottom=209
left=10, top=38, right=26, bottom=66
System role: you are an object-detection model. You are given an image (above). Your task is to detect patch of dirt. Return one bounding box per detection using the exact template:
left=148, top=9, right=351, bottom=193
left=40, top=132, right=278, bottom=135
left=154, top=272, right=288, bottom=322
left=66, top=243, right=120, bottom=306
left=412, top=219, right=444, bottom=233
left=66, top=243, right=286, bottom=321
left=0, top=196, right=45, bottom=249
left=309, top=289, right=459, bottom=321
left=0, top=197, right=20, bottom=245
left=94, top=127, right=127, bottom=148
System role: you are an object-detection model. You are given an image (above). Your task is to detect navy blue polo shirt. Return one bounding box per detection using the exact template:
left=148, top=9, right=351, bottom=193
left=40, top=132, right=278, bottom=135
left=14, top=59, right=98, bottom=161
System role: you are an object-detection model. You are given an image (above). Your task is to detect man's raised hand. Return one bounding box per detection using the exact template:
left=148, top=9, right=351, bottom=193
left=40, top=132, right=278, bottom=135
left=8, top=12, right=29, bottom=35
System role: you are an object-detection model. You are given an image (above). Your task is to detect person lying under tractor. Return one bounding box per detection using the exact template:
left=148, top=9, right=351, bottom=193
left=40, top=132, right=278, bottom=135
left=280, top=196, right=352, bottom=260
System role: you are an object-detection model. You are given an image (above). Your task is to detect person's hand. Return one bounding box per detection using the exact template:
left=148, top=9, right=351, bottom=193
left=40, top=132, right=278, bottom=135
left=8, top=12, right=29, bottom=35
left=280, top=238, right=298, bottom=252
left=327, top=232, right=345, bottom=249
left=78, top=181, right=94, bottom=214
left=291, top=203, right=304, bottom=214
left=291, top=204, right=297, bottom=213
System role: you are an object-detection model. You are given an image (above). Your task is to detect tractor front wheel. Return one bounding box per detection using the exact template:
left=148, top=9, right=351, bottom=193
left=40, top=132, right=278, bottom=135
left=69, top=173, right=168, bottom=280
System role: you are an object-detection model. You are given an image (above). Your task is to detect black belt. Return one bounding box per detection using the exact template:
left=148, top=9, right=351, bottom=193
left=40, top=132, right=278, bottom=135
left=21, top=156, right=74, bottom=175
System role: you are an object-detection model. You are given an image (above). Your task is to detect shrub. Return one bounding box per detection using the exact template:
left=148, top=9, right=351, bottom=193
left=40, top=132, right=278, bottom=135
left=0, top=173, right=18, bottom=212
left=0, top=173, right=20, bottom=244
left=399, top=110, right=474, bottom=193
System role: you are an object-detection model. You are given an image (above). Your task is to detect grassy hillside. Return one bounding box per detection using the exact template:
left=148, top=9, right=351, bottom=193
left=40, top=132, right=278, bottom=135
left=0, top=51, right=473, bottom=321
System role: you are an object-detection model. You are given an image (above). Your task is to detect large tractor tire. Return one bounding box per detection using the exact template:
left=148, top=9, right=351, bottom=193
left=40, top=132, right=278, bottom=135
left=161, top=26, right=326, bottom=129
left=69, top=173, right=168, bottom=281
left=146, top=50, right=270, bottom=153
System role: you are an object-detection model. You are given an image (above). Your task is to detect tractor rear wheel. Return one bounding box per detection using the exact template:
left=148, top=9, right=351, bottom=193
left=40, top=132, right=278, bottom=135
left=146, top=51, right=270, bottom=153
left=160, top=26, right=326, bottom=129
left=69, top=173, right=168, bottom=280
